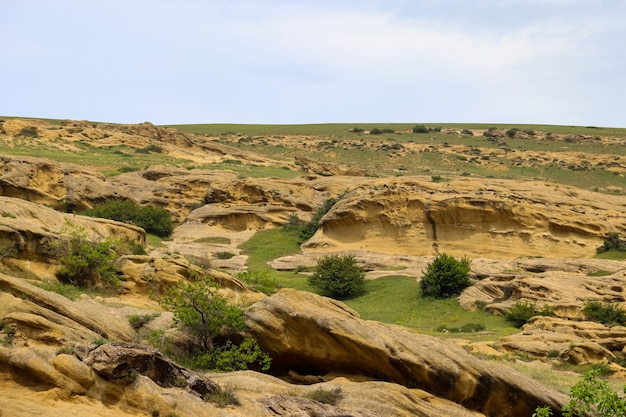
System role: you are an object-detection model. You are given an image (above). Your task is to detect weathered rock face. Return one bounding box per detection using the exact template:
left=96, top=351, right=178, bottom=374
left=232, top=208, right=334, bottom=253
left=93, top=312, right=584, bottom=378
left=0, top=196, right=145, bottom=276
left=459, top=258, right=626, bottom=316
left=489, top=316, right=626, bottom=365
left=246, top=288, right=568, bottom=417
left=0, top=156, right=131, bottom=211
left=187, top=175, right=363, bottom=229
left=0, top=272, right=136, bottom=343
left=305, top=177, right=626, bottom=259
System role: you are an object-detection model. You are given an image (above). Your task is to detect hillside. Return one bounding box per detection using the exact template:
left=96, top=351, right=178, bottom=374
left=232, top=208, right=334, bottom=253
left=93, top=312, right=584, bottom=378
left=1, top=117, right=626, bottom=417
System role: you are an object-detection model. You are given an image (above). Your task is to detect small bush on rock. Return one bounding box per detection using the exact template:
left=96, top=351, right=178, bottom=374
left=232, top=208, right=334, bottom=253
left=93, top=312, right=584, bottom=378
left=308, top=254, right=365, bottom=299
left=420, top=253, right=471, bottom=298
left=304, top=387, right=343, bottom=405
left=583, top=301, right=626, bottom=326
left=597, top=232, right=626, bottom=254
left=48, top=225, right=119, bottom=287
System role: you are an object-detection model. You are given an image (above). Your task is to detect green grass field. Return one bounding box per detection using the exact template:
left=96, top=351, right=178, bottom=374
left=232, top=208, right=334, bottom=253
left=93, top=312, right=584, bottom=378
left=239, top=227, right=515, bottom=340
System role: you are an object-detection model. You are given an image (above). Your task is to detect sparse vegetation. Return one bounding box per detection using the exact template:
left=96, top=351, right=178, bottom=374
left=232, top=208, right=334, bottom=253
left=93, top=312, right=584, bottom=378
left=55, top=344, right=75, bottom=355
left=304, top=387, right=343, bottom=405
left=420, top=253, right=471, bottom=298
left=128, top=313, right=160, bottom=330
left=214, top=251, right=235, bottom=260
left=204, top=385, right=240, bottom=407
left=307, top=254, right=366, bottom=299
left=236, top=269, right=278, bottom=295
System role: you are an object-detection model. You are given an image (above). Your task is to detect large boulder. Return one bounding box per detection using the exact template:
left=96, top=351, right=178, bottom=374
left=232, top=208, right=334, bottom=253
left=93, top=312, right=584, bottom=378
left=0, top=272, right=136, bottom=343
left=245, top=288, right=568, bottom=417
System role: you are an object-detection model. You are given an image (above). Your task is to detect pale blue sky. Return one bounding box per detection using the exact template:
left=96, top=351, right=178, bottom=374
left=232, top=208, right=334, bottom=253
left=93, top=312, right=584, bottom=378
left=2, top=0, right=625, bottom=126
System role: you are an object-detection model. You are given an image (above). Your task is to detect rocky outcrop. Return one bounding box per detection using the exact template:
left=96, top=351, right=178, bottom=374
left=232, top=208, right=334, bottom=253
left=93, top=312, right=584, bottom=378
left=459, top=258, right=626, bottom=316
left=0, top=156, right=131, bottom=212
left=305, top=177, right=626, bottom=259
left=0, top=272, right=136, bottom=343
left=246, top=288, right=568, bottom=417
left=0, top=196, right=145, bottom=277
left=489, top=316, right=626, bottom=365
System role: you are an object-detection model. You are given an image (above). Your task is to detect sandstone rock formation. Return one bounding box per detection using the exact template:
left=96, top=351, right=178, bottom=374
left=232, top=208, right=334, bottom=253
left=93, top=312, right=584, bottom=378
left=306, top=177, right=626, bottom=259
left=2, top=118, right=626, bottom=416
left=0, top=196, right=145, bottom=277
left=246, top=288, right=568, bottom=416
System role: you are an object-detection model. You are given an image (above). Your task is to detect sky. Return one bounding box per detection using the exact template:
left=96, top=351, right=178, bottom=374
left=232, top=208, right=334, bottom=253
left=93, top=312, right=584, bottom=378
left=1, top=0, right=625, bottom=127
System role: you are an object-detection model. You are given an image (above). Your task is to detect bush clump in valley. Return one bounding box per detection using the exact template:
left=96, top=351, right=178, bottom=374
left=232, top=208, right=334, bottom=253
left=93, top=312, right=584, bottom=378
left=420, top=253, right=471, bottom=298
left=308, top=254, right=366, bottom=299
left=83, top=199, right=173, bottom=237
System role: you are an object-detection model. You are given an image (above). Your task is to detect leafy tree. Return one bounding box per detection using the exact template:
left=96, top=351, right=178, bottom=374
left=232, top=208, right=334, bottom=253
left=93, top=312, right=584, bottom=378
left=308, top=254, right=366, bottom=299
left=420, top=253, right=471, bottom=298
left=160, top=275, right=271, bottom=371
left=49, top=226, right=119, bottom=287
left=563, top=369, right=626, bottom=417
left=537, top=369, right=626, bottom=417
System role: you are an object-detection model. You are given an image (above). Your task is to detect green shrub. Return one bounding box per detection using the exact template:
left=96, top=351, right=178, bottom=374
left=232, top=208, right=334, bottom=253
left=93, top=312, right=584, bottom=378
left=563, top=369, right=626, bottom=416
left=83, top=199, right=172, bottom=237
left=583, top=301, right=626, bottom=326
left=597, top=232, right=626, bottom=253
left=159, top=275, right=271, bottom=371
left=308, top=254, right=366, bottom=299
left=48, top=226, right=119, bottom=287
left=420, top=254, right=471, bottom=298
left=412, top=124, right=429, bottom=133
left=214, top=251, right=235, bottom=260
left=304, top=387, right=343, bottom=405
left=506, top=128, right=520, bottom=138
left=295, top=196, right=342, bottom=243
left=18, top=127, right=39, bottom=137
left=505, top=301, right=537, bottom=328
left=134, top=205, right=173, bottom=237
